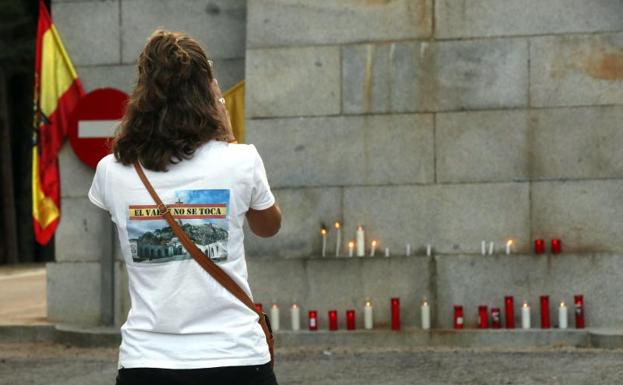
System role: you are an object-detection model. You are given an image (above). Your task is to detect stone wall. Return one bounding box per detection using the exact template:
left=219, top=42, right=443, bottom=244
left=48, top=0, right=247, bottom=326
left=245, top=0, right=623, bottom=258
left=48, top=0, right=623, bottom=329
left=243, top=0, right=623, bottom=328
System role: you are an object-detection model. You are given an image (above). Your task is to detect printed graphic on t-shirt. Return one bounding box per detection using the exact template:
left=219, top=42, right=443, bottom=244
left=127, top=189, right=230, bottom=264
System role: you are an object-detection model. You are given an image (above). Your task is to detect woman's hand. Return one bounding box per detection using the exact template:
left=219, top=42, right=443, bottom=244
left=210, top=78, right=236, bottom=143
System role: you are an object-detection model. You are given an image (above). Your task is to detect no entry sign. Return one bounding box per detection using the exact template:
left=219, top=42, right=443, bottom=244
left=68, top=88, right=128, bottom=169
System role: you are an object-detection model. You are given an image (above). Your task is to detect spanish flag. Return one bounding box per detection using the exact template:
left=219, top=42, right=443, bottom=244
left=32, top=0, right=84, bottom=245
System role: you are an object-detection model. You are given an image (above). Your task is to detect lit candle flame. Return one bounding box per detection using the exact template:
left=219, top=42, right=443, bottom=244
left=357, top=225, right=363, bottom=230
left=292, top=303, right=298, bottom=308
left=507, top=240, right=513, bottom=246
left=372, top=240, right=377, bottom=247
left=560, top=301, right=566, bottom=307
left=335, top=222, right=341, bottom=229
left=523, top=302, right=529, bottom=308
left=320, top=228, right=327, bottom=235
left=365, top=301, right=372, bottom=307
left=348, top=241, right=354, bottom=248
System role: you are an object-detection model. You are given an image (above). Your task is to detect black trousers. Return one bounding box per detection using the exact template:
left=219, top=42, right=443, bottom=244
left=115, top=363, right=278, bottom=385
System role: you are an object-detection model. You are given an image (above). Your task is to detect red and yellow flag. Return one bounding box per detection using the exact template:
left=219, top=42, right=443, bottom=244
left=33, top=0, right=84, bottom=245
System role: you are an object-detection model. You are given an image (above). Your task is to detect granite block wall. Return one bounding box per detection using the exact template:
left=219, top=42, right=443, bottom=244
left=49, top=0, right=623, bottom=329
left=243, top=0, right=623, bottom=329
left=245, top=0, right=623, bottom=258
left=50, top=0, right=247, bottom=326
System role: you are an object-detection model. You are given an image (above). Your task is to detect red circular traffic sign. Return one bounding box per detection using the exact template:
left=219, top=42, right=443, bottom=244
left=68, top=88, right=128, bottom=169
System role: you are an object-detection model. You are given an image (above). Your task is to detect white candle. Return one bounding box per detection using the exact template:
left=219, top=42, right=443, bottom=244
left=291, top=304, right=300, bottom=331
left=348, top=241, right=354, bottom=257
left=421, top=299, right=431, bottom=330
left=559, top=301, right=568, bottom=329
left=384, top=247, right=390, bottom=257
left=506, top=240, right=513, bottom=255
left=370, top=240, right=377, bottom=257
left=521, top=302, right=531, bottom=329
left=406, top=243, right=411, bottom=257
left=364, top=300, right=373, bottom=330
left=334, top=222, right=341, bottom=256
left=426, top=244, right=432, bottom=257
left=356, top=226, right=365, bottom=257
left=489, top=241, right=495, bottom=255
left=270, top=303, right=280, bottom=331
left=321, top=228, right=327, bottom=257
left=481, top=241, right=487, bottom=256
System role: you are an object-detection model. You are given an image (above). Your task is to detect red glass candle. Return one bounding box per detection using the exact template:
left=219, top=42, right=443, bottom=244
left=346, top=310, right=356, bottom=330
left=539, top=295, right=550, bottom=329
left=478, top=305, right=488, bottom=329
left=255, top=303, right=263, bottom=313
left=491, top=308, right=501, bottom=329
left=574, top=295, right=585, bottom=329
left=534, top=240, right=545, bottom=254
left=453, top=305, right=464, bottom=329
left=391, top=298, right=401, bottom=331
left=308, top=310, right=318, bottom=331
left=504, top=296, right=515, bottom=329
left=551, top=239, right=562, bottom=254
left=328, top=310, right=338, bottom=331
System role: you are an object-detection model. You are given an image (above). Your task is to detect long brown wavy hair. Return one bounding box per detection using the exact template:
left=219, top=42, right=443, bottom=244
left=112, top=29, right=228, bottom=171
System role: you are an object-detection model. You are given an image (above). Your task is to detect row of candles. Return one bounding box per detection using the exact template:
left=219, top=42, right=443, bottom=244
left=255, top=295, right=584, bottom=331
left=453, top=295, right=585, bottom=330
left=320, top=223, right=564, bottom=257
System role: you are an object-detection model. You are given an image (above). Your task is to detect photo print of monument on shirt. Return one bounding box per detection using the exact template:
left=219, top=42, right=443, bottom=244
left=127, top=189, right=230, bottom=263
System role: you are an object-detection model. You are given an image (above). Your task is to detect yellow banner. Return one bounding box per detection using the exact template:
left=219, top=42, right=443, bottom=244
left=224, top=80, right=245, bottom=143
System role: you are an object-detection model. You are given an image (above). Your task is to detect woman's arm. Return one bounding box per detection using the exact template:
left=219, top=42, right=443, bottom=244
left=246, top=204, right=282, bottom=238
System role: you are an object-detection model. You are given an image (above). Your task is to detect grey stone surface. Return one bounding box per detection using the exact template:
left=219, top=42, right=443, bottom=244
left=342, top=39, right=528, bottom=113
left=343, top=183, right=530, bottom=255
left=114, top=262, right=130, bottom=328
left=244, top=187, right=342, bottom=258
left=247, top=114, right=434, bottom=187
left=435, top=253, right=623, bottom=329
left=52, top=0, right=120, bottom=66
left=342, top=42, right=436, bottom=113
left=59, top=145, right=96, bottom=199
left=247, top=0, right=432, bottom=48
left=531, top=180, right=623, bottom=253
left=76, top=59, right=242, bottom=95
left=436, top=106, right=623, bottom=183
left=246, top=46, right=340, bottom=117
left=436, top=110, right=530, bottom=183
left=212, top=58, right=245, bottom=91
left=434, top=183, right=530, bottom=254
left=433, top=38, right=529, bottom=111
left=530, top=33, right=623, bottom=107
left=75, top=65, right=135, bottom=94
left=531, top=106, right=623, bottom=180
left=47, top=262, right=101, bottom=325
left=55, top=197, right=113, bottom=263
left=435, top=0, right=623, bottom=39
left=121, top=0, right=246, bottom=63
left=343, top=185, right=436, bottom=256
left=248, top=256, right=431, bottom=329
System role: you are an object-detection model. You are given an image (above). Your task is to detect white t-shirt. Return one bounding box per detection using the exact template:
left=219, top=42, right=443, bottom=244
left=88, top=141, right=275, bottom=369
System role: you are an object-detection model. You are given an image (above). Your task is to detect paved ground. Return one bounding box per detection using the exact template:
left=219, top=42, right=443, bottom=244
left=0, top=265, right=47, bottom=325
left=1, top=342, right=622, bottom=385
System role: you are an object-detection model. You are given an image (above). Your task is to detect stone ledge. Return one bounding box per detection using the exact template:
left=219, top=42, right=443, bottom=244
left=5, top=324, right=623, bottom=350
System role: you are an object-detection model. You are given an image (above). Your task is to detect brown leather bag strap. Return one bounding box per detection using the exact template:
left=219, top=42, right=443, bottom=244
left=133, top=162, right=274, bottom=366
